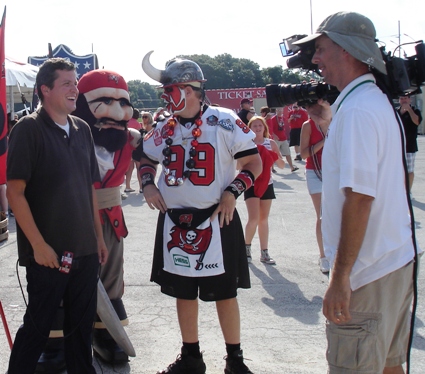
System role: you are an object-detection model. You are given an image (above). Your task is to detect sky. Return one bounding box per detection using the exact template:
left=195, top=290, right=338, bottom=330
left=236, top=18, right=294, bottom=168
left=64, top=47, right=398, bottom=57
left=2, top=0, right=425, bottom=85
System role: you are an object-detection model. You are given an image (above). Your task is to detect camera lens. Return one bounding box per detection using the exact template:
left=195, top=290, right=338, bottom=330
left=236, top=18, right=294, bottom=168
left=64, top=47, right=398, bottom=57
left=266, top=82, right=339, bottom=108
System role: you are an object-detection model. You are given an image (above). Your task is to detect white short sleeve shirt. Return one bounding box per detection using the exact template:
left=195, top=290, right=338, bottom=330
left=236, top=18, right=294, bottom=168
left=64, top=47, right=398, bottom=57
left=321, top=74, right=416, bottom=291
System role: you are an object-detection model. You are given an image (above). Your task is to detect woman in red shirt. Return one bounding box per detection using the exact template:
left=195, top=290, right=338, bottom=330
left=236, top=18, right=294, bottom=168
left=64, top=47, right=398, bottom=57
left=244, top=116, right=285, bottom=265
left=124, top=108, right=143, bottom=193
left=300, top=100, right=331, bottom=273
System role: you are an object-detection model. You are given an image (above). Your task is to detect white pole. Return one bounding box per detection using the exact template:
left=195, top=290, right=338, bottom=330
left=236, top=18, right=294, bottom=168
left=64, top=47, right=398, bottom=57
left=310, top=0, right=313, bottom=34
left=8, top=86, right=14, bottom=119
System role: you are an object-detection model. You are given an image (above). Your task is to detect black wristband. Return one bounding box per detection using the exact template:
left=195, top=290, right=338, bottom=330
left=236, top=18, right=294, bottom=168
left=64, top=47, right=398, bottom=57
left=224, top=170, right=255, bottom=199
left=139, top=164, right=156, bottom=191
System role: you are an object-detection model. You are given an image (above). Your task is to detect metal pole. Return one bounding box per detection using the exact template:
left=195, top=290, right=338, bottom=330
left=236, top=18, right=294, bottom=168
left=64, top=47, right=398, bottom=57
left=398, top=20, right=401, bottom=57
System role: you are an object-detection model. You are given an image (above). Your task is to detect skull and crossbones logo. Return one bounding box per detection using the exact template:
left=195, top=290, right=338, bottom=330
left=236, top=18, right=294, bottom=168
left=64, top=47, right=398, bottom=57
left=180, top=230, right=202, bottom=251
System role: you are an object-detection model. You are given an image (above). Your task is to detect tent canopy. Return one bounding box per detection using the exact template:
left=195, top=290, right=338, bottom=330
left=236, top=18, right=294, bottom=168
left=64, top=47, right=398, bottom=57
left=5, top=58, right=38, bottom=114
left=5, top=58, right=38, bottom=88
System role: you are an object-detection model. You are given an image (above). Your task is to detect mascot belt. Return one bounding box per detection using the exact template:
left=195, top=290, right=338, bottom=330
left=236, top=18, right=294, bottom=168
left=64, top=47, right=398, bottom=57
left=96, top=187, right=122, bottom=210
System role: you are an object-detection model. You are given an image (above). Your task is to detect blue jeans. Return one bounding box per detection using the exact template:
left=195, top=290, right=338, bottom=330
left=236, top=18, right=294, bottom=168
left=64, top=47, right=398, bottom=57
left=8, top=253, right=99, bottom=374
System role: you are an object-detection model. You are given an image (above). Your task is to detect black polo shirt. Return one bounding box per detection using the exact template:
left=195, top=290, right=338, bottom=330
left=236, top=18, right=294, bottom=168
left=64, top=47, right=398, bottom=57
left=237, top=108, right=250, bottom=125
left=7, top=107, right=101, bottom=266
left=398, top=106, right=422, bottom=153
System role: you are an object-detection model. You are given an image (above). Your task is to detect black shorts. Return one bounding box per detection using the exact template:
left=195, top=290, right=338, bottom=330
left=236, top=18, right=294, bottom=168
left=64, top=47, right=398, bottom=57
left=244, top=183, right=275, bottom=200
left=289, top=128, right=301, bottom=147
left=150, top=209, right=250, bottom=302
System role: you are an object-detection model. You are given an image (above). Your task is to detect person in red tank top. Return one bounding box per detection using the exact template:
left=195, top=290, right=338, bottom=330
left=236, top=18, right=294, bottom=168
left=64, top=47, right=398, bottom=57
left=243, top=116, right=285, bottom=265
left=124, top=108, right=143, bottom=193
left=272, top=107, right=298, bottom=172
left=300, top=100, right=331, bottom=273
left=288, top=104, right=309, bottom=161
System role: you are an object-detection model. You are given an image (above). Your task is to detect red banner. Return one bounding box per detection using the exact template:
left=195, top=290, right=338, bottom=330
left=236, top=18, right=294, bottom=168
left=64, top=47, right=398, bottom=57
left=0, top=6, right=7, bottom=184
left=205, top=87, right=266, bottom=112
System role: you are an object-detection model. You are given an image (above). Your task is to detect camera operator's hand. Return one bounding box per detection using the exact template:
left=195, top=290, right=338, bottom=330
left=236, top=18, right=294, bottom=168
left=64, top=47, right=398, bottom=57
left=307, top=99, right=332, bottom=131
left=399, top=96, right=420, bottom=125
left=400, top=102, right=411, bottom=114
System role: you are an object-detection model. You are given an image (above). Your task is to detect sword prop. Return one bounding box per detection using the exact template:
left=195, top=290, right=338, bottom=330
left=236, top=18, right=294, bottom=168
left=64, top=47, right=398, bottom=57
left=97, top=281, right=136, bottom=357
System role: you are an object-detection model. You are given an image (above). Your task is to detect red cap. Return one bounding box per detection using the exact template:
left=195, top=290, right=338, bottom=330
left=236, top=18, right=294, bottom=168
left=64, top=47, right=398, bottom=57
left=78, top=70, right=128, bottom=94
left=240, top=98, right=252, bottom=105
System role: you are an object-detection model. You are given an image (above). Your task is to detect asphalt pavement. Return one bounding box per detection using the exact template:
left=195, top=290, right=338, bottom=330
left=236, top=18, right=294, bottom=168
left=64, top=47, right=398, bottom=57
left=1, top=138, right=425, bottom=374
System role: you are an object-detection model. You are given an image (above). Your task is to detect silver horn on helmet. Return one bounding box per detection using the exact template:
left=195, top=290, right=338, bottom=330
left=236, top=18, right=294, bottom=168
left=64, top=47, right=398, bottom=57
left=142, top=51, right=206, bottom=87
left=142, top=51, right=163, bottom=83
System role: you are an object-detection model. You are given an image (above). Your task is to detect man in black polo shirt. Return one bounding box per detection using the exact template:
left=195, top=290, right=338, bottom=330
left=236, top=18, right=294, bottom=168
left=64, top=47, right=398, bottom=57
left=237, top=98, right=254, bottom=125
left=397, top=95, right=422, bottom=192
left=6, top=58, right=108, bottom=374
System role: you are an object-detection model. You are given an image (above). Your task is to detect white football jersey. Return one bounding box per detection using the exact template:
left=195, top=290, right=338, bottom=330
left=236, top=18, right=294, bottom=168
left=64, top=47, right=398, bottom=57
left=143, top=105, right=256, bottom=209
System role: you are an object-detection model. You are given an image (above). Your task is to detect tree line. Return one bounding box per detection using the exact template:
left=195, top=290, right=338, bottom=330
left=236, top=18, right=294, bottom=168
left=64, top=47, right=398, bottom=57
left=128, top=53, right=315, bottom=110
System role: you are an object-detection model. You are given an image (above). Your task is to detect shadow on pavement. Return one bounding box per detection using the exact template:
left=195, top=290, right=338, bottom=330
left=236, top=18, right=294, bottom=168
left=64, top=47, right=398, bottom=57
left=249, top=263, right=323, bottom=325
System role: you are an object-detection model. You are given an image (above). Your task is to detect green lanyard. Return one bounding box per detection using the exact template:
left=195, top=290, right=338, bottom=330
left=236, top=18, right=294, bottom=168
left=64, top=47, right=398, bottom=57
left=336, top=80, right=374, bottom=112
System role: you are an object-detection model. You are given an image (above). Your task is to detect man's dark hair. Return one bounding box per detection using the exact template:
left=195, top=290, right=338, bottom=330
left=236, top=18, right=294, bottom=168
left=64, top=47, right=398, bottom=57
left=36, top=58, right=75, bottom=103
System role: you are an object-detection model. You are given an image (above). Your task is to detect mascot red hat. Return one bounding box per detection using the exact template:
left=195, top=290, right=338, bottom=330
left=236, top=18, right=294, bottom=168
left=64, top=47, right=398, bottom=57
left=78, top=69, right=129, bottom=93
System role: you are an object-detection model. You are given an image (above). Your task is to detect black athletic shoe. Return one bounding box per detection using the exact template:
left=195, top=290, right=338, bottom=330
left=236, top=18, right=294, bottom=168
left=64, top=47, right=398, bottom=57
left=157, top=347, right=206, bottom=374
left=224, top=349, right=253, bottom=374
left=35, top=338, right=66, bottom=373
left=35, top=348, right=66, bottom=373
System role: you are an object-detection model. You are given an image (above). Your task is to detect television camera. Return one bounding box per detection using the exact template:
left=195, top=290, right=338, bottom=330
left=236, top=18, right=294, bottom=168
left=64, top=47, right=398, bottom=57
left=266, top=34, right=425, bottom=108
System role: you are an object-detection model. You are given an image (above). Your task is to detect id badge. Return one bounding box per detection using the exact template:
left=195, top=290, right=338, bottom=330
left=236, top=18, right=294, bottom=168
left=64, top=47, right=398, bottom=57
left=59, top=251, right=74, bottom=274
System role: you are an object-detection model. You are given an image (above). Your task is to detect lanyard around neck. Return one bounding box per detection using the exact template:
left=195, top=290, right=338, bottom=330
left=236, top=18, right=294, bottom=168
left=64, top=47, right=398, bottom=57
left=336, top=80, right=374, bottom=112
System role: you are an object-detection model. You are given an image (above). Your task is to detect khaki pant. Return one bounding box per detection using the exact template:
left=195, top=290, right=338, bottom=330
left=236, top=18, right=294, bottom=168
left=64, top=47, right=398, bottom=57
left=326, top=261, right=414, bottom=373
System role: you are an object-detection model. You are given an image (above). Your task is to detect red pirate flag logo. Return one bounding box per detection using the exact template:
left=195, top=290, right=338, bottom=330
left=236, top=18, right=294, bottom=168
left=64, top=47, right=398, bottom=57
left=167, top=224, right=213, bottom=270
left=179, top=213, right=193, bottom=226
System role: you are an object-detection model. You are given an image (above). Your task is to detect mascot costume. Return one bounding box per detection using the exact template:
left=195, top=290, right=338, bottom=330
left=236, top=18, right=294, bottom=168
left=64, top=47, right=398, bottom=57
left=36, top=70, right=140, bottom=372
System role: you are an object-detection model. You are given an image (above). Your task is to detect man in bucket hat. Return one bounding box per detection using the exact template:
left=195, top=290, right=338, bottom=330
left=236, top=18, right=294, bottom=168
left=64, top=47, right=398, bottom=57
left=295, top=11, right=418, bottom=374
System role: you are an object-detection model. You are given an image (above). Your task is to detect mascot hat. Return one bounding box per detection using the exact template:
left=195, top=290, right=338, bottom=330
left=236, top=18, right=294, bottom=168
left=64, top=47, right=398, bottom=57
left=78, top=70, right=129, bottom=93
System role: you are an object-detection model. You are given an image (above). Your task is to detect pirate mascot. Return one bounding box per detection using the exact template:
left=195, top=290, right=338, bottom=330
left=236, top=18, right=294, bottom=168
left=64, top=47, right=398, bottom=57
left=37, top=70, right=139, bottom=371
left=136, top=52, right=260, bottom=374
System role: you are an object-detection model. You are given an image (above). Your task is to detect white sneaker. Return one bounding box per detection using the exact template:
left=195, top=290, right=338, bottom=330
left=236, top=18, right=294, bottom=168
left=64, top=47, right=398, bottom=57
left=319, top=257, right=330, bottom=273
left=260, top=249, right=276, bottom=265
